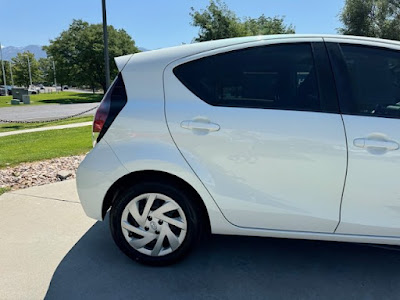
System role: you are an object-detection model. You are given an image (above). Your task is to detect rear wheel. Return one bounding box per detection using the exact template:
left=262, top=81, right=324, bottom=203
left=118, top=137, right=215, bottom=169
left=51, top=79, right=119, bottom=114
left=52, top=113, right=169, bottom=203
left=110, top=181, right=202, bottom=266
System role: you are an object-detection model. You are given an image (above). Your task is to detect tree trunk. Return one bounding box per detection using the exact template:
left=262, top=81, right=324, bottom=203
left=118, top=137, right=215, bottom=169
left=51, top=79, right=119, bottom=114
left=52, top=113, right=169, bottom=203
left=101, top=83, right=107, bottom=94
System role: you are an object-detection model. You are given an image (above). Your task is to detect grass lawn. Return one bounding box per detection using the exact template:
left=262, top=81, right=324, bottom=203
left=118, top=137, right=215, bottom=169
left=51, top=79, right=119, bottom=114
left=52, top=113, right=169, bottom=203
left=0, top=91, right=103, bottom=107
left=0, top=115, right=93, bottom=133
left=0, top=126, right=92, bottom=168
left=0, top=187, right=11, bottom=196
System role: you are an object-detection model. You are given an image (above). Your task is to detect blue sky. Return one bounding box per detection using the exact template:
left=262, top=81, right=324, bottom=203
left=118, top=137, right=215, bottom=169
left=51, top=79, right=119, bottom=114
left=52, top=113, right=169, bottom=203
left=1, top=0, right=345, bottom=49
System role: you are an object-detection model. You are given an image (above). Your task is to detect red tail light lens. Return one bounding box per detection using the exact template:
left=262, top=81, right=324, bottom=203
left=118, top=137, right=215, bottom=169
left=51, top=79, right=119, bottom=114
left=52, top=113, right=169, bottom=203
left=93, top=73, right=127, bottom=146
left=93, top=96, right=111, bottom=133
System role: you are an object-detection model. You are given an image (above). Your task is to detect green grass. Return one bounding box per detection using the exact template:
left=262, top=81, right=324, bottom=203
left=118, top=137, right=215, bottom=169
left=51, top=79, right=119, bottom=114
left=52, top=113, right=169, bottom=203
left=0, top=116, right=93, bottom=133
left=0, top=96, right=12, bottom=106
left=0, top=187, right=11, bottom=196
left=0, top=92, right=103, bottom=107
left=0, top=126, right=92, bottom=168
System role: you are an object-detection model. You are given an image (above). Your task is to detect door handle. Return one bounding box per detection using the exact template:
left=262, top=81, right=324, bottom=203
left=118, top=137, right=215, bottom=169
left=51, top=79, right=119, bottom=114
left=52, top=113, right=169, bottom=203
left=180, top=120, right=220, bottom=132
left=353, top=138, right=399, bottom=151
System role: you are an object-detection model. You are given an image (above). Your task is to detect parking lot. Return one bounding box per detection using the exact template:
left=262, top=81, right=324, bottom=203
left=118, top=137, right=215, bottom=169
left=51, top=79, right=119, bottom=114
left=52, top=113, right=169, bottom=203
left=1, top=180, right=400, bottom=300
left=46, top=225, right=400, bottom=300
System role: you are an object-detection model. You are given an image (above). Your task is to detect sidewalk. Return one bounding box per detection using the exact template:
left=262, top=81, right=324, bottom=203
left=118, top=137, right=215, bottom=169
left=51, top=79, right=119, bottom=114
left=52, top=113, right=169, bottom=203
left=0, top=180, right=96, bottom=300
left=0, top=121, right=92, bottom=137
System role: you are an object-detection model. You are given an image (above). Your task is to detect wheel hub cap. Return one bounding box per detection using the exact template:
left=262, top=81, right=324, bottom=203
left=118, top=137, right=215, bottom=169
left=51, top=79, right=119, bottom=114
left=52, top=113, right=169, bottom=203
left=121, top=193, right=187, bottom=257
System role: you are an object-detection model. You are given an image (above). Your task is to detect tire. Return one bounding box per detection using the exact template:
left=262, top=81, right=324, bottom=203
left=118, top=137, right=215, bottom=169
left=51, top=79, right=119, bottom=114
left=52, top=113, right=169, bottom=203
left=109, top=181, right=203, bottom=266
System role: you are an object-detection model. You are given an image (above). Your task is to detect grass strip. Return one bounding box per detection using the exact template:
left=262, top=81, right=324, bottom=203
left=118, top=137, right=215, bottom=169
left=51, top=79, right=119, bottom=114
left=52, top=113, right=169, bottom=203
left=0, top=126, right=92, bottom=168
left=0, top=91, right=102, bottom=107
left=0, top=187, right=11, bottom=196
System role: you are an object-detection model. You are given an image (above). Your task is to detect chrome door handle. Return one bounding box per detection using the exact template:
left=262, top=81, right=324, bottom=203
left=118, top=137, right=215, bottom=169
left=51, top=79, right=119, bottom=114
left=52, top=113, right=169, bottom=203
left=353, top=138, right=399, bottom=151
left=180, top=120, right=220, bottom=132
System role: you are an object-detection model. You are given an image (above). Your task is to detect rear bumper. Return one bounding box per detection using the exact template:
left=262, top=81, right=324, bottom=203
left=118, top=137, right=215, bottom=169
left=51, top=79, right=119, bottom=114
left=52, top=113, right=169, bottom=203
left=76, top=140, right=128, bottom=220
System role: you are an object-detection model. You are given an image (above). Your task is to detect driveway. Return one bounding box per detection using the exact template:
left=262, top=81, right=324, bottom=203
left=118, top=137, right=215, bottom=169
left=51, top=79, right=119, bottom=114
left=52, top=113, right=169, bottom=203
left=0, top=103, right=97, bottom=122
left=1, top=180, right=400, bottom=299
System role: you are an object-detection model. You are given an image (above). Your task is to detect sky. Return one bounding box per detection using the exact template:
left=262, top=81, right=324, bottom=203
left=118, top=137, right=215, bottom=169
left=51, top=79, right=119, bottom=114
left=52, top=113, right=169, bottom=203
left=0, top=0, right=345, bottom=50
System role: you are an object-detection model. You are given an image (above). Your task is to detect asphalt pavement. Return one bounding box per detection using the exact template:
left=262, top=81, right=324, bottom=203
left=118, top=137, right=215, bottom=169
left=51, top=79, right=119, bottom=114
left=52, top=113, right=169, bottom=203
left=0, top=103, right=98, bottom=122
left=1, top=180, right=400, bottom=299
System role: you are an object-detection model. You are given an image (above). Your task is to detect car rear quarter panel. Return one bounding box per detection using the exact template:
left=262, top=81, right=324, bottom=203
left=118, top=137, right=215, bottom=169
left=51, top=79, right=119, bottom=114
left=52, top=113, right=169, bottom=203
left=100, top=57, right=230, bottom=231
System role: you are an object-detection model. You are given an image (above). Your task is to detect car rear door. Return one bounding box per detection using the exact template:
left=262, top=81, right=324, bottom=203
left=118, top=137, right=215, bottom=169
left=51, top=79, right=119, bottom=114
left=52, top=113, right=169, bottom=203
left=164, top=38, right=347, bottom=233
left=326, top=38, right=400, bottom=237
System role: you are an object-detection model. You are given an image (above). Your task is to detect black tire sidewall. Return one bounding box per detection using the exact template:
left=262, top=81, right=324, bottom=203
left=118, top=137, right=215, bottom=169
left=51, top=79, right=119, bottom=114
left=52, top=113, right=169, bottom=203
left=109, top=181, right=201, bottom=266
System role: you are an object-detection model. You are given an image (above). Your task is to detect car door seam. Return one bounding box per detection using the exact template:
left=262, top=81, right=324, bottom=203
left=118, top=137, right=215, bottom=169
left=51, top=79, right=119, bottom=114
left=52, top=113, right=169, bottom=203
left=161, top=64, right=233, bottom=225
left=323, top=38, right=349, bottom=233
left=334, top=114, right=349, bottom=233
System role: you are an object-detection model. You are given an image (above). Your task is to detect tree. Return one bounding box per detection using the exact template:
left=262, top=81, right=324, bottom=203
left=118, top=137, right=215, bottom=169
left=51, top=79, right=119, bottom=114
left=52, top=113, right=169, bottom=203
left=11, top=51, right=40, bottom=87
left=44, top=19, right=139, bottom=92
left=0, top=60, right=13, bottom=86
left=38, top=58, right=54, bottom=86
left=190, top=0, right=245, bottom=41
left=190, top=0, right=294, bottom=42
left=339, top=0, right=400, bottom=40
left=243, top=15, right=295, bottom=36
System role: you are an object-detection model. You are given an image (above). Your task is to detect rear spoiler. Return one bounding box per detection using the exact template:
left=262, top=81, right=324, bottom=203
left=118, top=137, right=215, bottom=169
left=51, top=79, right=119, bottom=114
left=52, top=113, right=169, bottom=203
left=115, top=54, right=134, bottom=72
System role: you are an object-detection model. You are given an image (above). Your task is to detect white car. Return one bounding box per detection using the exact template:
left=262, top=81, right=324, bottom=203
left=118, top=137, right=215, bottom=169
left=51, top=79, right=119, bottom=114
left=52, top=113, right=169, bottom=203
left=77, top=34, right=400, bottom=265
left=28, top=85, right=40, bottom=94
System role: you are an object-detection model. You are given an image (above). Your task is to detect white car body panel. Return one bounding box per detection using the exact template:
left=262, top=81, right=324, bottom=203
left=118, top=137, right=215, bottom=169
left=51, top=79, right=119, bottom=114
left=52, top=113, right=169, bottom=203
left=336, top=115, right=400, bottom=237
left=323, top=37, right=400, bottom=237
left=77, top=34, right=400, bottom=248
left=163, top=37, right=347, bottom=233
left=81, top=52, right=230, bottom=230
left=76, top=139, right=128, bottom=220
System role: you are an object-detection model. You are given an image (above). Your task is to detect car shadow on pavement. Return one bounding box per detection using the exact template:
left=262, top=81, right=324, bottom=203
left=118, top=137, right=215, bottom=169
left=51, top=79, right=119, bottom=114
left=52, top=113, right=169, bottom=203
left=45, top=217, right=400, bottom=300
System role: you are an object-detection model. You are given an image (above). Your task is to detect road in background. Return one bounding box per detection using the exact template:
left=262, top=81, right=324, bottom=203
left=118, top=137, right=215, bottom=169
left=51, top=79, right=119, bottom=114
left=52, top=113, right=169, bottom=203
left=0, top=103, right=97, bottom=122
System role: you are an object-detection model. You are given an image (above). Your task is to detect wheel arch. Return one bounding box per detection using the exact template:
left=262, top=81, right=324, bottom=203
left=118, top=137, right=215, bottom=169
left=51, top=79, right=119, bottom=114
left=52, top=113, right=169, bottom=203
left=102, top=170, right=211, bottom=234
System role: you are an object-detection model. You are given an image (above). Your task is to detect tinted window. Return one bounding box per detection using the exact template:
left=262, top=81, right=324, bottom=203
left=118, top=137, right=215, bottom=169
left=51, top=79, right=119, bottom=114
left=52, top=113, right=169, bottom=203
left=340, top=44, right=400, bottom=118
left=174, top=43, right=321, bottom=111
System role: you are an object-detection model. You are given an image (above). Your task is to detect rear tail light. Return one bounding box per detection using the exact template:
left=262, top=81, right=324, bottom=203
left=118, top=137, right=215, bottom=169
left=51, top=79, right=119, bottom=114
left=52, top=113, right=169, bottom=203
left=93, top=73, right=127, bottom=146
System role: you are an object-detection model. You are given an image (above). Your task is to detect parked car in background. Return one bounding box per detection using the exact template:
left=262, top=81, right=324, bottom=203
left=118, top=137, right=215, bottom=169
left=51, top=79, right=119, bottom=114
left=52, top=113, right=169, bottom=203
left=0, top=85, right=12, bottom=96
left=63, top=85, right=69, bottom=90
left=28, top=85, right=40, bottom=94
left=77, top=34, right=400, bottom=266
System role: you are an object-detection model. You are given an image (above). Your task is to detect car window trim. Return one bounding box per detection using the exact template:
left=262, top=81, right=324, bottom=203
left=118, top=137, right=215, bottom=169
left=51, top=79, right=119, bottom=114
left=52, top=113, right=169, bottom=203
left=173, top=41, right=340, bottom=114
left=311, top=42, right=340, bottom=114
left=326, top=41, right=400, bottom=120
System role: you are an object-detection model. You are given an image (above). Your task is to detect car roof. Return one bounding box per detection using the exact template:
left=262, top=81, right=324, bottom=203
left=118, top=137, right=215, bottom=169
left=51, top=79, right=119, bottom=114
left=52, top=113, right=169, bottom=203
left=116, top=34, right=400, bottom=72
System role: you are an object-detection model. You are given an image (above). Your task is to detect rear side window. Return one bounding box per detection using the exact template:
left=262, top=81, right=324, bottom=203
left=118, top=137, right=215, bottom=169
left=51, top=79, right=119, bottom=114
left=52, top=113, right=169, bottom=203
left=340, top=44, right=400, bottom=118
left=173, top=43, right=321, bottom=111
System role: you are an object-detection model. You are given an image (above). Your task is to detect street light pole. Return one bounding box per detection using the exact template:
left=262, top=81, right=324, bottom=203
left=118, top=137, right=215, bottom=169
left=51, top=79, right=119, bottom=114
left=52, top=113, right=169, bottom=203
left=52, top=59, right=57, bottom=88
left=27, top=55, right=32, bottom=86
left=9, top=61, right=14, bottom=87
left=102, top=0, right=110, bottom=91
left=0, top=42, right=7, bottom=93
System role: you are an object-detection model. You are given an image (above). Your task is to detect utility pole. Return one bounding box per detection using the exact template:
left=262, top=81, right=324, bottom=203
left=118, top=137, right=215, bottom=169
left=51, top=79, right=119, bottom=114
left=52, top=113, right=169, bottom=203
left=102, top=0, right=110, bottom=90
left=0, top=42, right=7, bottom=94
left=27, top=55, right=32, bottom=86
left=52, top=59, right=57, bottom=87
left=9, top=61, right=14, bottom=87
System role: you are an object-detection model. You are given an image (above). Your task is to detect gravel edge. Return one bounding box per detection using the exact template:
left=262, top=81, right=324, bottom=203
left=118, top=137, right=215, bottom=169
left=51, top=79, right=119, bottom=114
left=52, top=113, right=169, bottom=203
left=0, top=155, right=85, bottom=191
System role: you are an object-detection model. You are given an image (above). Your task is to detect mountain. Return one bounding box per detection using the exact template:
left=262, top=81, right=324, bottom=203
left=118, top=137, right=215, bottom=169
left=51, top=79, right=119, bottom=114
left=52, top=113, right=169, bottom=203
left=1, top=45, right=47, bottom=60
left=138, top=47, right=149, bottom=52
